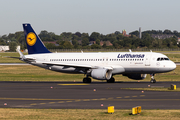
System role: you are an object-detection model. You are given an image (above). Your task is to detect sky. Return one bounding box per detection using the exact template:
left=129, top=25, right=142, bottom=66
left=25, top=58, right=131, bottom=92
left=0, top=0, right=180, bottom=36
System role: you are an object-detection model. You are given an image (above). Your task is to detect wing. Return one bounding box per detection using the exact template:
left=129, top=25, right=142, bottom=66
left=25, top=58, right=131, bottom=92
left=40, top=61, right=96, bottom=69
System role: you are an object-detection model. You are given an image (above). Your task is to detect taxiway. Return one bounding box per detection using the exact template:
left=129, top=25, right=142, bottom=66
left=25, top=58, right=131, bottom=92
left=0, top=81, right=180, bottom=109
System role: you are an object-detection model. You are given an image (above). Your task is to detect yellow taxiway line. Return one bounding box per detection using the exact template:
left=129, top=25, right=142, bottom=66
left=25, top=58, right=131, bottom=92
left=58, top=84, right=89, bottom=86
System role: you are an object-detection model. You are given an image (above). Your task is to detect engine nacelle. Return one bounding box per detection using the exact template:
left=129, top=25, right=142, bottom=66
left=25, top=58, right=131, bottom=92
left=91, top=68, right=112, bottom=80
left=123, top=74, right=147, bottom=80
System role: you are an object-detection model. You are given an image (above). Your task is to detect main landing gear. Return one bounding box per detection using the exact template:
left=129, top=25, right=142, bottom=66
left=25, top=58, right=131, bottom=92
left=107, top=77, right=115, bottom=83
left=83, top=76, right=115, bottom=83
left=150, top=74, right=156, bottom=83
left=83, top=76, right=91, bottom=83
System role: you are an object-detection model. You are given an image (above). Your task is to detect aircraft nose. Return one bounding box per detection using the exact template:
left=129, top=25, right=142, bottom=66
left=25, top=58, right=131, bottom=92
left=170, top=61, right=176, bottom=70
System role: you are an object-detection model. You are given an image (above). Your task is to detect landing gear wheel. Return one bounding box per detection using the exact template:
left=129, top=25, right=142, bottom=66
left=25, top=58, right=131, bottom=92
left=150, top=79, right=156, bottom=83
left=150, top=74, right=156, bottom=83
left=107, top=77, right=115, bottom=83
left=83, top=78, right=91, bottom=83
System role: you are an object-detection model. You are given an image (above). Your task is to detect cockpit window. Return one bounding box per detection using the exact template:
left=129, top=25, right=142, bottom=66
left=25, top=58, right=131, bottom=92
left=164, top=58, right=169, bottom=60
left=157, top=57, right=169, bottom=61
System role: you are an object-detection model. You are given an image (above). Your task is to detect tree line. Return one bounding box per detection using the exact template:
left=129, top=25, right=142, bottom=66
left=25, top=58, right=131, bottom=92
left=0, top=29, right=180, bottom=51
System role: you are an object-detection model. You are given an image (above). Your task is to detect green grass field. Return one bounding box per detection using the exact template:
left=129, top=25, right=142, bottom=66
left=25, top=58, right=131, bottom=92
left=1, top=109, right=180, bottom=120
left=0, top=65, right=179, bottom=82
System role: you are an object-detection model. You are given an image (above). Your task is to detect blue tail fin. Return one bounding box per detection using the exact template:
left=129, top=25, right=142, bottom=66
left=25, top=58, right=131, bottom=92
left=23, top=24, right=51, bottom=54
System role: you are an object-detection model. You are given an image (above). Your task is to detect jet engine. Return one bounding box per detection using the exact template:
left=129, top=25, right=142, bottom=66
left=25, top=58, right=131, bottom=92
left=123, top=74, right=147, bottom=80
left=91, top=68, right=112, bottom=80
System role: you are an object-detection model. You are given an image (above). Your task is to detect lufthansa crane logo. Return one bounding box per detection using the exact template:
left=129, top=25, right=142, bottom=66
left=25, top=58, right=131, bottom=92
left=26, top=32, right=37, bottom=46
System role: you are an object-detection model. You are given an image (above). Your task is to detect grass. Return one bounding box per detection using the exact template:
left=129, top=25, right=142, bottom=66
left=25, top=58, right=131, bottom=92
left=1, top=52, right=180, bottom=63
left=0, top=108, right=180, bottom=120
left=166, top=53, right=180, bottom=62
left=0, top=109, right=180, bottom=120
left=0, top=65, right=179, bottom=82
left=0, top=52, right=27, bottom=63
left=0, top=65, right=84, bottom=82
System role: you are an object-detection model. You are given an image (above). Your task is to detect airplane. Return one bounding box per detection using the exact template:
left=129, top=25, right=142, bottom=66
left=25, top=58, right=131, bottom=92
left=14, top=23, right=176, bottom=83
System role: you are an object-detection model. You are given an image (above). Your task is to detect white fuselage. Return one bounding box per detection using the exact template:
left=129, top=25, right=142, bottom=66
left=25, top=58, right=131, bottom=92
left=24, top=52, right=176, bottom=75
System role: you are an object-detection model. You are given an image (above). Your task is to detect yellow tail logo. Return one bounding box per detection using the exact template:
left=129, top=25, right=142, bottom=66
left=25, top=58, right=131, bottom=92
left=26, top=32, right=37, bottom=46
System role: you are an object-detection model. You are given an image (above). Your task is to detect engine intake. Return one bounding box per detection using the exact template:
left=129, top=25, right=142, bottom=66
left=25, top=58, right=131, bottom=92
left=91, top=68, right=112, bottom=80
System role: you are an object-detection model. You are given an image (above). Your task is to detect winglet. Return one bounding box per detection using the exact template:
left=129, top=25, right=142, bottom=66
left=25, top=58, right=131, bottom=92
left=16, top=49, right=26, bottom=60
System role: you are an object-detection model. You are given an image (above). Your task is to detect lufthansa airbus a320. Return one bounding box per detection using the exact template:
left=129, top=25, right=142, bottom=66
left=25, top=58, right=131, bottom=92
left=14, top=24, right=176, bottom=83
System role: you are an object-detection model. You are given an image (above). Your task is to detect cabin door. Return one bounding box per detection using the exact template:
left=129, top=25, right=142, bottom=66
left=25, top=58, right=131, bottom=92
left=145, top=54, right=151, bottom=66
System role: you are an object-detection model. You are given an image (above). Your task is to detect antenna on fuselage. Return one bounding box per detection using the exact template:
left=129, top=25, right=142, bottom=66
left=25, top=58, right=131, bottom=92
left=129, top=49, right=132, bottom=52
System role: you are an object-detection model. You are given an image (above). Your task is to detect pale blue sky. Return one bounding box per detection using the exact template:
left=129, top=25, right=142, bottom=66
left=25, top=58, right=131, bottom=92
left=0, top=0, right=180, bottom=35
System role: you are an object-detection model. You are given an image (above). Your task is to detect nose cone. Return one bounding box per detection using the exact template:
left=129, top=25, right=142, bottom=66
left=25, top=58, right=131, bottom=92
left=169, top=61, right=176, bottom=71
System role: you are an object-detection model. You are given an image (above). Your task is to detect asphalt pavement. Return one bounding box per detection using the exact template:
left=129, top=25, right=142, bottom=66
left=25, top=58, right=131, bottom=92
left=0, top=81, right=180, bottom=109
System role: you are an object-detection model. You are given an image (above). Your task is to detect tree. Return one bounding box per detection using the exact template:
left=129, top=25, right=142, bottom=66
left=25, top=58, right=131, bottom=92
left=44, top=43, right=57, bottom=49
left=114, top=31, right=121, bottom=35
left=9, top=42, right=17, bottom=51
left=39, top=30, right=58, bottom=41
left=81, top=33, right=89, bottom=39
left=102, top=42, right=107, bottom=48
left=96, top=39, right=100, bottom=45
left=58, top=41, right=73, bottom=49
left=90, top=32, right=100, bottom=41
left=129, top=30, right=139, bottom=37
left=82, top=37, right=89, bottom=46
left=75, top=32, right=81, bottom=37
left=163, top=29, right=172, bottom=34
left=116, top=34, right=124, bottom=40
left=72, top=40, right=78, bottom=46
left=123, top=37, right=132, bottom=48
left=72, top=40, right=79, bottom=49
left=142, top=33, right=153, bottom=41
left=91, top=44, right=101, bottom=49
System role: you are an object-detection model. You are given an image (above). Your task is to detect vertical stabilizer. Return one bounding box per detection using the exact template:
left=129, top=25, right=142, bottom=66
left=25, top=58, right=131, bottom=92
left=23, top=24, right=51, bottom=54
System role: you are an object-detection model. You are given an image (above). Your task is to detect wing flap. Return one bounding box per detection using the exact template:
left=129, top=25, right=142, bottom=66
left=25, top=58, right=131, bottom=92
left=41, top=62, right=94, bottom=68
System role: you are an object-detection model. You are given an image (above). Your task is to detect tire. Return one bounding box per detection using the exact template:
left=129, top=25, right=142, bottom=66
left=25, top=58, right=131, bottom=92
left=150, top=79, right=156, bottom=83
left=107, top=77, right=115, bottom=83
left=153, top=79, right=156, bottom=83
left=83, top=78, right=91, bottom=83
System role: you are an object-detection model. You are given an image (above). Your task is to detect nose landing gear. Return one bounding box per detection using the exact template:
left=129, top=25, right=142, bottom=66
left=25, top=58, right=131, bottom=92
left=150, top=74, right=156, bottom=83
